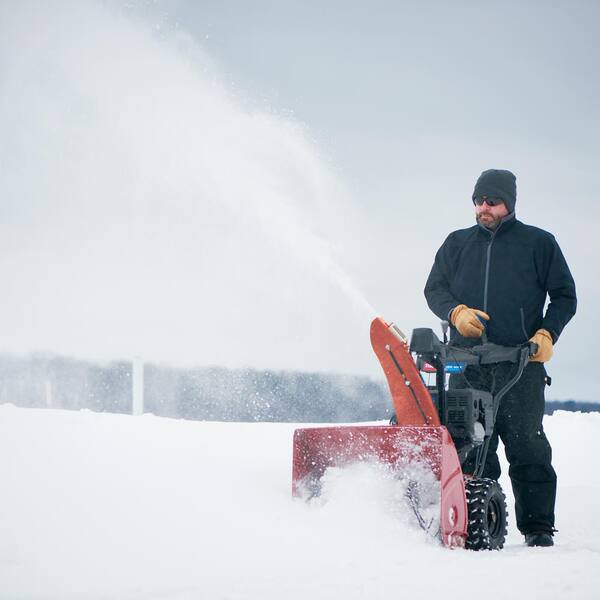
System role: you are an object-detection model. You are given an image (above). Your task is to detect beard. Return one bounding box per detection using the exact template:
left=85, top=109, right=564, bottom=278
left=476, top=212, right=503, bottom=230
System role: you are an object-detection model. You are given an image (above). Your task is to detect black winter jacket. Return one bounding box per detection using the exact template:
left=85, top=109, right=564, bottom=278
left=424, top=214, right=577, bottom=347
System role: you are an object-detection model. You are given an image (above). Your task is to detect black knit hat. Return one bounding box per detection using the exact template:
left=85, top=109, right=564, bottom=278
left=472, top=169, right=517, bottom=213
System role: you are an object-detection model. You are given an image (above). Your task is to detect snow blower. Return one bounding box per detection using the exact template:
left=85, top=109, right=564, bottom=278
left=292, top=317, right=537, bottom=550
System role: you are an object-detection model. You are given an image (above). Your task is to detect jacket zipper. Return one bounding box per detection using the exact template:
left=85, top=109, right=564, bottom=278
left=520, top=307, right=529, bottom=341
left=483, top=233, right=495, bottom=313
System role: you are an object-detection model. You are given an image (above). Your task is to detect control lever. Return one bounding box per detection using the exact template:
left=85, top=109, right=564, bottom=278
left=528, top=341, right=539, bottom=357
left=477, top=315, right=488, bottom=344
left=441, top=320, right=449, bottom=344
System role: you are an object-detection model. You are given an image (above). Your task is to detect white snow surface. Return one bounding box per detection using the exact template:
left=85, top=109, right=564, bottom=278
left=0, top=405, right=598, bottom=600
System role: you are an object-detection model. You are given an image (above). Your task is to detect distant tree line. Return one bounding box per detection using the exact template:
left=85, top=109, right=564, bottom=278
left=544, top=400, right=600, bottom=414
left=0, top=353, right=596, bottom=421
left=0, top=353, right=392, bottom=422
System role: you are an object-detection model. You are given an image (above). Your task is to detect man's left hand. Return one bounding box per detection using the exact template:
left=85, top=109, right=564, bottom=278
left=529, top=329, right=554, bottom=362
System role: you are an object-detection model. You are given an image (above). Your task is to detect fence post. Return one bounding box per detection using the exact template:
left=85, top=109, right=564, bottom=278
left=45, top=380, right=52, bottom=408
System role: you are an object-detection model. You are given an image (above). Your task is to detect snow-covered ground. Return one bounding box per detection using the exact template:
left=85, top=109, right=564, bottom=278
left=1, top=404, right=598, bottom=600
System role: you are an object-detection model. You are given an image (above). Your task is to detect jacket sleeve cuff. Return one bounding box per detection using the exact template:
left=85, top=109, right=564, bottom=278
left=447, top=305, right=459, bottom=322
left=541, top=327, right=558, bottom=344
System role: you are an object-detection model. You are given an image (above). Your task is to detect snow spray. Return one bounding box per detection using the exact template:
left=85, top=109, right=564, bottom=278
left=0, top=1, right=378, bottom=370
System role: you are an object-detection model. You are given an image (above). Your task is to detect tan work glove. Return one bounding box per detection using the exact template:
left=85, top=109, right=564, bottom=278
left=529, top=329, right=554, bottom=362
left=450, top=304, right=490, bottom=337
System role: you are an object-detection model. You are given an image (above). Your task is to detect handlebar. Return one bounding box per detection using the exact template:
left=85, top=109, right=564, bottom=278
left=409, top=327, right=539, bottom=370
left=443, top=341, right=537, bottom=367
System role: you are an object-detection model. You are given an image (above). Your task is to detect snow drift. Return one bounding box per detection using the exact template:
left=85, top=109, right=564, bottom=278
left=0, top=405, right=598, bottom=599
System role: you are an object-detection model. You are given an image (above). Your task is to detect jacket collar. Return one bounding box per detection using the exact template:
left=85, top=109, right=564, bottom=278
left=477, top=211, right=516, bottom=237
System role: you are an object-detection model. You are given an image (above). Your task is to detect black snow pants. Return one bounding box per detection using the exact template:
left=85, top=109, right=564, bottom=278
left=450, top=361, right=556, bottom=535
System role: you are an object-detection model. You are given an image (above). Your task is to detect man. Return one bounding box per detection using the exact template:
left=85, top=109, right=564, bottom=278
left=424, top=169, right=576, bottom=547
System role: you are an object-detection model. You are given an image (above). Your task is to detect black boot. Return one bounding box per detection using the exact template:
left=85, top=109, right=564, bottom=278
left=524, top=532, right=554, bottom=547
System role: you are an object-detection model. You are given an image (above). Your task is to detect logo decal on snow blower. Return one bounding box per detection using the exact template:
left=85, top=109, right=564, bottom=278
left=444, top=362, right=467, bottom=373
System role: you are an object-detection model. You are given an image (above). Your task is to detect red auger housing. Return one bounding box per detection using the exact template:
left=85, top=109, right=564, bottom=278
left=292, top=317, right=468, bottom=548
left=293, top=317, right=535, bottom=550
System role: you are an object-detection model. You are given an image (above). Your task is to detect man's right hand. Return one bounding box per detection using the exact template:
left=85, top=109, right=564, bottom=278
left=450, top=304, right=490, bottom=337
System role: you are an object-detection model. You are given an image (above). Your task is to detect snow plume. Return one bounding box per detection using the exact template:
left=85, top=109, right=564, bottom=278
left=306, top=461, right=441, bottom=542
left=0, top=1, right=377, bottom=372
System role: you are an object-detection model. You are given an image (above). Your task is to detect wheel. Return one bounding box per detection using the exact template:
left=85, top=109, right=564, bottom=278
left=465, top=478, right=507, bottom=550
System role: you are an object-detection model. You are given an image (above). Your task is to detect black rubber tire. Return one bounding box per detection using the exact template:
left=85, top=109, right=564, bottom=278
left=465, top=478, right=508, bottom=550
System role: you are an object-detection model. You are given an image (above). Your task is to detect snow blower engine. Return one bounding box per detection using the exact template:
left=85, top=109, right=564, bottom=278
left=292, top=317, right=537, bottom=550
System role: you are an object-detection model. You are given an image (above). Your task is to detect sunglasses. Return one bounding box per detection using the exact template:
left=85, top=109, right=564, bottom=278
left=473, top=196, right=504, bottom=207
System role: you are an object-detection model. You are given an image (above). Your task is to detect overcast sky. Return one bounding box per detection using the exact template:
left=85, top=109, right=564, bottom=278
left=1, top=0, right=598, bottom=400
